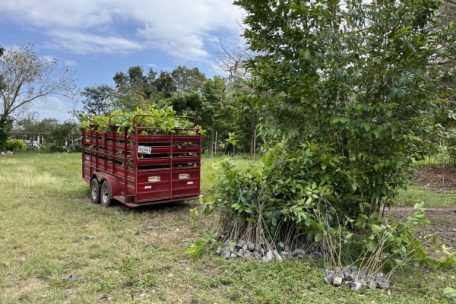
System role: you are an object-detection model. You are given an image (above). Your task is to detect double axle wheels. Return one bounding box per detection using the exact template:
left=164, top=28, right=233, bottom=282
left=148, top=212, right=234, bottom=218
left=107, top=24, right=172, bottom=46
left=90, top=178, right=112, bottom=207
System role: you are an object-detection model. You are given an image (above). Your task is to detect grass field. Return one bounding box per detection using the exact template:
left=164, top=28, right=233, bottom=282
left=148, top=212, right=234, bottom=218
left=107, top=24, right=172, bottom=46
left=0, top=153, right=454, bottom=303
left=395, top=185, right=456, bottom=208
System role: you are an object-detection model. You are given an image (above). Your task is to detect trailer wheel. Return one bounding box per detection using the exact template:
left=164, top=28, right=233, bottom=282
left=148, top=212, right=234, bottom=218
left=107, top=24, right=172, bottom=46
left=90, top=178, right=100, bottom=204
left=100, top=180, right=112, bottom=207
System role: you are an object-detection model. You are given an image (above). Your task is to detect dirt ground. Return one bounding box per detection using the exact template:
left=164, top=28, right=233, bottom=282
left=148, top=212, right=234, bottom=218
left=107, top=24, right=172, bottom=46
left=390, top=165, right=456, bottom=249
left=413, top=164, right=456, bottom=191
left=388, top=207, right=456, bottom=249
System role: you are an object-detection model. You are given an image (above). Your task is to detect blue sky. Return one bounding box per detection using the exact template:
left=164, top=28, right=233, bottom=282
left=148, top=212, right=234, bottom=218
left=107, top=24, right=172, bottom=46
left=0, top=0, right=245, bottom=121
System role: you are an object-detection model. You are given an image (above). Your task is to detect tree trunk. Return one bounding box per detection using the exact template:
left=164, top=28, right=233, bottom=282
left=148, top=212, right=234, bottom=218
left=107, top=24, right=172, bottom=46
left=210, top=126, right=215, bottom=158
left=0, top=115, right=12, bottom=150
left=215, top=131, right=218, bottom=155
left=253, top=126, right=257, bottom=161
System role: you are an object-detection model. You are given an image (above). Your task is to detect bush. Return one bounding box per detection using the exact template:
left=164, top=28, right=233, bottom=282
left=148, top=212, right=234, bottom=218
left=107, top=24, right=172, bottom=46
left=5, top=139, right=25, bottom=152
left=209, top=143, right=347, bottom=249
left=43, top=144, right=66, bottom=153
left=358, top=205, right=430, bottom=272
left=207, top=144, right=455, bottom=272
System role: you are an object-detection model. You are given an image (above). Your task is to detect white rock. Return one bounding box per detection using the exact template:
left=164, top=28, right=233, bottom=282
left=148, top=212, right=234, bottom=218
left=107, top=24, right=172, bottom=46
left=263, top=250, right=274, bottom=261
left=247, top=241, right=255, bottom=251
left=222, top=251, right=231, bottom=259
left=351, top=281, right=362, bottom=292
left=333, top=276, right=343, bottom=286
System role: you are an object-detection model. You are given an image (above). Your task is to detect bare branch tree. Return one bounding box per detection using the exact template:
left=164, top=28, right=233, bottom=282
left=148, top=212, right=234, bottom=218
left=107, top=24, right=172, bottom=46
left=0, top=45, right=75, bottom=149
left=216, top=40, right=251, bottom=81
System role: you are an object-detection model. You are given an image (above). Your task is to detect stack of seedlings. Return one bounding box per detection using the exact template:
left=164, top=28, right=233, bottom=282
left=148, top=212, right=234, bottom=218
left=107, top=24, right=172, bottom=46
left=208, top=144, right=344, bottom=261
left=204, top=144, right=431, bottom=292
left=80, top=105, right=200, bottom=135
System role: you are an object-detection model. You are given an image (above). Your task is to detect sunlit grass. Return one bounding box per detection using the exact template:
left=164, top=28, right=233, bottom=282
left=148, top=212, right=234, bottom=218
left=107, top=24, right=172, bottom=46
left=396, top=185, right=456, bottom=208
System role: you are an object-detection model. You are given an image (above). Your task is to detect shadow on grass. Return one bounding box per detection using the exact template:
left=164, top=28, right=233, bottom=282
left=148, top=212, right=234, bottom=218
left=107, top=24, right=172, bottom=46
left=111, top=199, right=197, bottom=214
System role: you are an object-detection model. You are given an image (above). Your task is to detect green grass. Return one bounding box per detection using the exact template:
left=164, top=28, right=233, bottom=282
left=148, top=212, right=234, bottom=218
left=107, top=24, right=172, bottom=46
left=415, top=152, right=451, bottom=166
left=395, top=185, right=456, bottom=208
left=0, top=153, right=454, bottom=303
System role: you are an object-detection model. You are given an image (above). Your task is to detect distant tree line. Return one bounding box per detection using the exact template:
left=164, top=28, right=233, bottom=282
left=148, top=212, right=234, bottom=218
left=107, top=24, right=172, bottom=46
left=13, top=113, right=79, bottom=150
left=78, top=65, right=261, bottom=155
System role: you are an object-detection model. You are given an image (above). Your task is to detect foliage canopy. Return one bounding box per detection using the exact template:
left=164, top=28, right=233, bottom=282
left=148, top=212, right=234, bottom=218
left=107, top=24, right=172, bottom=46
left=235, top=0, right=456, bottom=214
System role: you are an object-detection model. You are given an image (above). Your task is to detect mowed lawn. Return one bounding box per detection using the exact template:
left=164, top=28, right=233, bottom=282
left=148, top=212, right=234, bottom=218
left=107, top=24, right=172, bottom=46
left=0, top=153, right=454, bottom=304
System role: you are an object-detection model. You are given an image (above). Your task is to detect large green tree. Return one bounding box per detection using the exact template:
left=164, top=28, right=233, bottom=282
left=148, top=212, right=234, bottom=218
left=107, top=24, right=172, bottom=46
left=113, top=66, right=159, bottom=109
left=81, top=85, right=114, bottom=115
left=0, top=46, right=75, bottom=149
left=171, top=66, right=206, bottom=92
left=235, top=0, right=456, bottom=215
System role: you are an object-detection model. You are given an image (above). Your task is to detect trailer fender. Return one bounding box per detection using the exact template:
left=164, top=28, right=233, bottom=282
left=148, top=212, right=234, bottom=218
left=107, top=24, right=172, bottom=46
left=93, top=172, right=121, bottom=197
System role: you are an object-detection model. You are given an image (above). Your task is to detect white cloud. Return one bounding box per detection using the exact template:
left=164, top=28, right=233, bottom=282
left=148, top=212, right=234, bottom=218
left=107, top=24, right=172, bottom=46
left=40, top=55, right=57, bottom=63
left=45, top=31, right=142, bottom=54
left=29, top=95, right=79, bottom=121
left=64, top=59, right=77, bottom=67
left=0, top=0, right=244, bottom=60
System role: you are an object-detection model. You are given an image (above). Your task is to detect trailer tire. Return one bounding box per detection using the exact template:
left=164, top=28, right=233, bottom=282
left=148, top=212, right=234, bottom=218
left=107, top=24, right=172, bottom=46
left=90, top=178, right=100, bottom=204
left=100, top=180, right=112, bottom=207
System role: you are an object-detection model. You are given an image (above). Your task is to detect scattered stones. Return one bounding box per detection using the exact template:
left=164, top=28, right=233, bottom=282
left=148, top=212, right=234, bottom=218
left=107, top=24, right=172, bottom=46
left=236, top=249, right=243, bottom=257
left=324, top=266, right=391, bottom=292
left=247, top=241, right=255, bottom=251
left=368, top=280, right=377, bottom=290
left=292, top=249, right=306, bottom=258
left=68, top=274, right=81, bottom=281
left=333, top=276, right=343, bottom=286
left=222, top=251, right=231, bottom=259
left=376, top=277, right=390, bottom=290
left=324, top=276, right=333, bottom=285
left=212, top=238, right=321, bottom=262
left=351, top=281, right=362, bottom=292
left=264, top=250, right=274, bottom=261
left=244, top=250, right=252, bottom=258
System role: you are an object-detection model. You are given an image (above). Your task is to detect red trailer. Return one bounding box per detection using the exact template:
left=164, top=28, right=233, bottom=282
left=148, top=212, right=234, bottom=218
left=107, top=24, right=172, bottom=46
left=81, top=115, right=201, bottom=207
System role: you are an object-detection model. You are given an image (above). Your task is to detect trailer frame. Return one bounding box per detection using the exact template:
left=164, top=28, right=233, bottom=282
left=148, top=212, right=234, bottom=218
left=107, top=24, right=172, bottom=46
left=81, top=115, right=201, bottom=207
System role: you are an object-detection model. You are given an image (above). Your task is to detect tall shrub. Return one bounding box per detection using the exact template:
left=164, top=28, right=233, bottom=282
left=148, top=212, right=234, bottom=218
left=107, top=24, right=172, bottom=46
left=234, top=0, right=456, bottom=216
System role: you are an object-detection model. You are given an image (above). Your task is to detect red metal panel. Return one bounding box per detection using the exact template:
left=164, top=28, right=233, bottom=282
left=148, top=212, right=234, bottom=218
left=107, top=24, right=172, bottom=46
left=172, top=179, right=200, bottom=190
left=136, top=170, right=171, bottom=183
left=172, top=156, right=200, bottom=164
left=137, top=158, right=171, bottom=165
